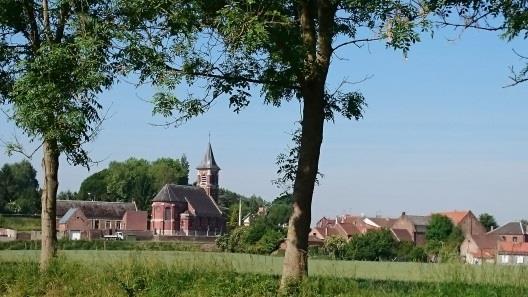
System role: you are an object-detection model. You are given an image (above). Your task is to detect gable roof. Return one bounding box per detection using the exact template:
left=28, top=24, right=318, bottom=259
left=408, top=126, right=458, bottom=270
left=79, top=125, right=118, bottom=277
left=197, top=143, right=220, bottom=170
left=336, top=222, right=360, bottom=237
left=57, top=200, right=136, bottom=220
left=405, top=215, right=431, bottom=227
left=153, top=184, right=223, bottom=217
left=59, top=208, right=80, bottom=224
left=439, top=211, right=470, bottom=225
left=367, top=217, right=397, bottom=229
left=391, top=228, right=413, bottom=242
left=488, top=222, right=525, bottom=236
left=470, top=234, right=497, bottom=250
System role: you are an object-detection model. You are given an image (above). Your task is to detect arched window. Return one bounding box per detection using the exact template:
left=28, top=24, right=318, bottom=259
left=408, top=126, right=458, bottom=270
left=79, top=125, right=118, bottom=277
left=164, top=208, right=171, bottom=220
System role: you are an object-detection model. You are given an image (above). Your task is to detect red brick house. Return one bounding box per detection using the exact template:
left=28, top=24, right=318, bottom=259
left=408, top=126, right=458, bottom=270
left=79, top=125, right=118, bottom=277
left=56, top=200, right=147, bottom=240
left=151, top=143, right=226, bottom=236
left=439, top=210, right=486, bottom=236
left=460, top=234, right=497, bottom=264
left=488, top=221, right=527, bottom=243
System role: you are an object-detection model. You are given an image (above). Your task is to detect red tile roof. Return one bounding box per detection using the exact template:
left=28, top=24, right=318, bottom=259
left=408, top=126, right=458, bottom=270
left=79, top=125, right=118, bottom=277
left=439, top=210, right=470, bottom=225
left=498, top=242, right=528, bottom=255
left=336, top=223, right=361, bottom=237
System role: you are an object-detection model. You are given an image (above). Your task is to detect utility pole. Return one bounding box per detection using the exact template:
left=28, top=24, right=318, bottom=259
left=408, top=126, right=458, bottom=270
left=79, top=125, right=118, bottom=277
left=238, top=196, right=242, bottom=227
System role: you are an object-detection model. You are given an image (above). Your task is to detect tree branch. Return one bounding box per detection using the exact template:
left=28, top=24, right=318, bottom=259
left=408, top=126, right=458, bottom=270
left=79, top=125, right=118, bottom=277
left=332, top=37, right=382, bottom=52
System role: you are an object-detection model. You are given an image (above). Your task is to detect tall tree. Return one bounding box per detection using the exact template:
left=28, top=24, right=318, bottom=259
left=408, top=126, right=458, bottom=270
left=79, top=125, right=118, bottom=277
left=120, top=0, right=428, bottom=286
left=0, top=0, right=118, bottom=269
left=0, top=160, right=40, bottom=214
left=479, top=213, right=498, bottom=231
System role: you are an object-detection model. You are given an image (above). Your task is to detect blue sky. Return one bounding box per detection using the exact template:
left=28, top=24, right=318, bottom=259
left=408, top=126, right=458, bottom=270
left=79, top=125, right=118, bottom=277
left=1, top=28, right=527, bottom=224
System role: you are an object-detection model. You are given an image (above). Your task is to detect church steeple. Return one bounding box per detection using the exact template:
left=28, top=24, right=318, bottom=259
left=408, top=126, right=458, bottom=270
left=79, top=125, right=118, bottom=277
left=197, top=142, right=220, bottom=202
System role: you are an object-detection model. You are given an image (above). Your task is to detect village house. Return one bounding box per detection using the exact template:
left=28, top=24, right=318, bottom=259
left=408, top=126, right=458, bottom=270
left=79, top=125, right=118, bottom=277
left=460, top=234, right=497, bottom=264
left=56, top=200, right=147, bottom=240
left=150, top=143, right=226, bottom=236
left=497, top=241, right=528, bottom=265
left=488, top=221, right=527, bottom=243
left=392, top=212, right=431, bottom=246
left=439, top=210, right=486, bottom=237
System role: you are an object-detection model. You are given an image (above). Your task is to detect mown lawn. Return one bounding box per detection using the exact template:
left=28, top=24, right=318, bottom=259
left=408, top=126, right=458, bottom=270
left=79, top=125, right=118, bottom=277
left=1, top=250, right=527, bottom=285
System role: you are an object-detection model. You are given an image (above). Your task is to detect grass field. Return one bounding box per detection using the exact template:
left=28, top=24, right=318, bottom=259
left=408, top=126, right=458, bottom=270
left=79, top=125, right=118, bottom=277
left=0, top=216, right=40, bottom=231
left=1, top=250, right=528, bottom=286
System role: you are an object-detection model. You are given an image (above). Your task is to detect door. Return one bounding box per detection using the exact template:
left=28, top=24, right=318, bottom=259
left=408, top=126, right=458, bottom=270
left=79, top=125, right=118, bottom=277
left=70, top=231, right=81, bottom=240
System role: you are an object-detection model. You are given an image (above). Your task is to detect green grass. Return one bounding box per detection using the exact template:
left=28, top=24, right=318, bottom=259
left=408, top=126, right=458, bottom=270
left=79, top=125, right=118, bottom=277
left=1, top=250, right=527, bottom=286
left=0, top=240, right=210, bottom=252
left=0, top=256, right=527, bottom=297
left=0, top=216, right=40, bottom=231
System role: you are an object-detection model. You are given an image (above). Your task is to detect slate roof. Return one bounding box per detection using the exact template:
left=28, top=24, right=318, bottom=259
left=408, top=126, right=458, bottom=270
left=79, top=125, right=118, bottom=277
left=488, top=222, right=525, bottom=236
left=57, top=200, right=136, bottom=220
left=152, top=184, right=223, bottom=217
left=197, top=143, right=220, bottom=170
left=59, top=208, right=79, bottom=224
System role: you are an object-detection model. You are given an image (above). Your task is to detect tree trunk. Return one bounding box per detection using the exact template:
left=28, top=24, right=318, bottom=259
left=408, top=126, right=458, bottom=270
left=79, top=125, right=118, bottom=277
left=40, top=139, right=59, bottom=270
left=280, top=86, right=325, bottom=288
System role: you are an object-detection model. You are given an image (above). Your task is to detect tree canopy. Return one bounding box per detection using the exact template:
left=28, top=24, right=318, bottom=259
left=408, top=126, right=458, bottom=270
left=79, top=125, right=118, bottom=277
left=78, top=156, right=190, bottom=210
left=0, top=161, right=40, bottom=214
left=479, top=213, right=498, bottom=232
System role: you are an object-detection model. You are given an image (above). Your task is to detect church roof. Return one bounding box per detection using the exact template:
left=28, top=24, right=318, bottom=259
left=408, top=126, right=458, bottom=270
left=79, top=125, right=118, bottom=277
left=196, top=143, right=220, bottom=170
left=152, top=184, right=223, bottom=217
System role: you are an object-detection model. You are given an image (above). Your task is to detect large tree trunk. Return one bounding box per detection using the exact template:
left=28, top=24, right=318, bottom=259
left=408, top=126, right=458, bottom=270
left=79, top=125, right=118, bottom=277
left=280, top=87, right=325, bottom=288
left=40, top=139, right=59, bottom=270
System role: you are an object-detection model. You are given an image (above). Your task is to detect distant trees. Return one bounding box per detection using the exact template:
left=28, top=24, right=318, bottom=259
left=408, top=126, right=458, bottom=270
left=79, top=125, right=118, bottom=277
left=479, top=213, right=498, bottom=232
left=0, top=161, right=40, bottom=214
left=78, top=157, right=189, bottom=210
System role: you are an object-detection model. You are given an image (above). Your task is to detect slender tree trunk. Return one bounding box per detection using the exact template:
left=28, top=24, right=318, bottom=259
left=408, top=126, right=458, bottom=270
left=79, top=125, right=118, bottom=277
left=40, top=139, right=59, bottom=270
left=280, top=0, right=334, bottom=289
left=280, top=86, right=325, bottom=288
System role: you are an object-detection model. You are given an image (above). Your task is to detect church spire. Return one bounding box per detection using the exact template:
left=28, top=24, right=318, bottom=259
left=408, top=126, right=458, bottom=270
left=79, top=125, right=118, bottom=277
left=197, top=142, right=220, bottom=202
left=197, top=142, right=220, bottom=171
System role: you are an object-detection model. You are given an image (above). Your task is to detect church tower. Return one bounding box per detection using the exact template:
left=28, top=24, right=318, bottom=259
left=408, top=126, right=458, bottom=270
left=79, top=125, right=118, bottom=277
left=197, top=142, right=220, bottom=202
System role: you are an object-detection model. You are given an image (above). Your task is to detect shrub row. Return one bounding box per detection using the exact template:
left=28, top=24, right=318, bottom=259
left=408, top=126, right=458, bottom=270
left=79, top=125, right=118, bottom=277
left=0, top=240, right=205, bottom=251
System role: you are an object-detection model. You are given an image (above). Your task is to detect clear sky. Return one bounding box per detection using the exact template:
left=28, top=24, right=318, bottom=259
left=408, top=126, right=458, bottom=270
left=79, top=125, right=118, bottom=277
left=1, top=28, right=527, bottom=225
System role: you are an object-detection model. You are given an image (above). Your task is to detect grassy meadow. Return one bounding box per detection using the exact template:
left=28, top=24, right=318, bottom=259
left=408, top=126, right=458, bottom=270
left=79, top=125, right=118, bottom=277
left=1, top=250, right=528, bottom=296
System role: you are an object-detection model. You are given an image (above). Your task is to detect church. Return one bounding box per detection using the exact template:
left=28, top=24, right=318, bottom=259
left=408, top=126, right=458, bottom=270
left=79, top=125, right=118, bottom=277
left=150, top=143, right=226, bottom=236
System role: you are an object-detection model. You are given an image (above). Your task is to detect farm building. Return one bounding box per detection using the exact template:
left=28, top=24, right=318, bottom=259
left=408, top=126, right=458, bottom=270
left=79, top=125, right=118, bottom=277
left=56, top=200, right=147, bottom=240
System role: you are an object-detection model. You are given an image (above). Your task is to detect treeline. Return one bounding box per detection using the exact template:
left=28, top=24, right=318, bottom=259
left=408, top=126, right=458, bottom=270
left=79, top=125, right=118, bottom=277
left=62, top=156, right=190, bottom=210
left=0, top=161, right=40, bottom=214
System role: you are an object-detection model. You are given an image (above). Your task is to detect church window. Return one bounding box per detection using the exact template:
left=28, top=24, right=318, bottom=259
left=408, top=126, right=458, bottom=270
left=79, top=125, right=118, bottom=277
left=200, top=175, right=207, bottom=184
left=164, top=208, right=171, bottom=220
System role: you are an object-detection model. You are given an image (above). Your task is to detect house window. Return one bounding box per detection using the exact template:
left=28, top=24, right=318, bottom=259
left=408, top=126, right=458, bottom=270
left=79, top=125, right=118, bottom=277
left=105, top=221, right=111, bottom=229
left=513, top=237, right=518, bottom=242
left=116, top=221, right=122, bottom=229
left=517, top=256, right=524, bottom=264
left=94, top=220, right=100, bottom=229
left=164, top=208, right=171, bottom=220
left=501, top=255, right=510, bottom=264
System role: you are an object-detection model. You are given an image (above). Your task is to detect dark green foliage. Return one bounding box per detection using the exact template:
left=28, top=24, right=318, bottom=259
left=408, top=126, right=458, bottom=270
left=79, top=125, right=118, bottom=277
left=77, top=156, right=189, bottom=210
left=0, top=240, right=204, bottom=252
left=395, top=242, right=428, bottom=262
left=426, top=215, right=464, bottom=262
left=323, top=236, right=348, bottom=260
left=426, top=214, right=455, bottom=242
left=479, top=213, right=498, bottom=232
left=347, top=229, right=398, bottom=261
left=0, top=161, right=40, bottom=214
